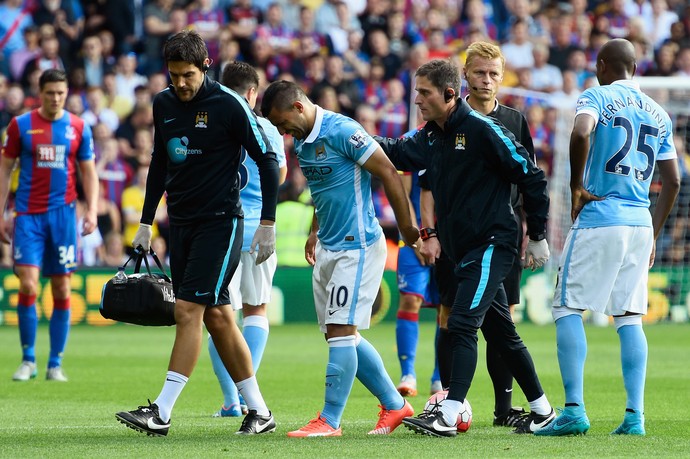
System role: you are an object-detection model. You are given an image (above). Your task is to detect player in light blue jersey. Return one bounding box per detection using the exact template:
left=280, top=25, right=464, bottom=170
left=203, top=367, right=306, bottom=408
left=207, top=62, right=288, bottom=418
left=537, top=39, right=680, bottom=437
left=261, top=80, right=420, bottom=437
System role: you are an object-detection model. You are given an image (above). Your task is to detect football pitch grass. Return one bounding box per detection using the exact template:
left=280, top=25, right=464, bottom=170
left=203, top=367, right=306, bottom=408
left=1, top=322, right=689, bottom=458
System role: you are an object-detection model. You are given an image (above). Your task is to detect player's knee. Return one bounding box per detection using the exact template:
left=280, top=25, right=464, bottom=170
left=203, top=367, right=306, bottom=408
left=552, top=306, right=584, bottom=322
left=398, top=293, right=422, bottom=313
left=613, top=314, right=642, bottom=330
left=447, top=314, right=478, bottom=337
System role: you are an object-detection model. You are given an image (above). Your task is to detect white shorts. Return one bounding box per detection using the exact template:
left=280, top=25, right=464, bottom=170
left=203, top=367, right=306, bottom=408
left=552, top=226, right=652, bottom=317
left=313, top=236, right=386, bottom=333
left=228, top=251, right=277, bottom=310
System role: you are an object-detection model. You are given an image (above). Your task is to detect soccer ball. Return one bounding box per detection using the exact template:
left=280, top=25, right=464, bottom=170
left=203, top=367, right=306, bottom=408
left=424, top=390, right=473, bottom=432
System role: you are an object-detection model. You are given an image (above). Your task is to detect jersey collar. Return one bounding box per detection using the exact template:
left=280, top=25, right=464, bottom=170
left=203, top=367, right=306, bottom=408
left=304, top=105, right=324, bottom=144
left=612, top=79, right=640, bottom=90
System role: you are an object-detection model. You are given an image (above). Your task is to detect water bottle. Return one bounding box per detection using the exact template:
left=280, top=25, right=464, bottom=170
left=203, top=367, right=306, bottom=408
left=112, top=267, right=128, bottom=284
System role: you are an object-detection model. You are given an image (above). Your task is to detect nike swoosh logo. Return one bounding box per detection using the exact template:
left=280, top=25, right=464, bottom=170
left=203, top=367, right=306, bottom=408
left=529, top=415, right=554, bottom=432
left=504, top=388, right=513, bottom=393
left=195, top=291, right=211, bottom=297
left=147, top=418, right=170, bottom=430
left=164, top=118, right=176, bottom=124
left=428, top=140, right=435, bottom=146
left=253, top=418, right=273, bottom=433
left=431, top=419, right=456, bottom=432
left=327, top=310, right=337, bottom=316
left=460, top=260, right=476, bottom=268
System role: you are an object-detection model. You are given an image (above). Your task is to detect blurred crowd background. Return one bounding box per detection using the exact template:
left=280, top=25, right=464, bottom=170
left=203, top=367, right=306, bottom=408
left=1, top=0, right=690, bottom=270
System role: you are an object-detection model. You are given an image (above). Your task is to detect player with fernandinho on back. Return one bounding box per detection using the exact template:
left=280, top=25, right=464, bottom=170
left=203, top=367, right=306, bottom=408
left=537, top=38, right=680, bottom=437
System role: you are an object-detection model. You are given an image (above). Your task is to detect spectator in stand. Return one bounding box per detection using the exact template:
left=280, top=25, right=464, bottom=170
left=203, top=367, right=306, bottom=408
left=567, top=48, right=594, bottom=89
left=674, top=46, right=690, bottom=77
left=76, top=34, right=113, bottom=88
left=662, top=21, right=690, bottom=50
left=315, top=0, right=343, bottom=36
left=20, top=34, right=64, bottom=90
left=97, top=29, right=117, bottom=67
left=147, top=73, right=169, bottom=97
left=77, top=199, right=103, bottom=267
left=551, top=69, right=582, bottom=107
left=102, top=0, right=142, bottom=57
left=457, top=0, right=498, bottom=42
left=101, top=231, right=128, bottom=267
left=312, top=54, right=362, bottom=118
left=129, top=127, right=154, bottom=169
left=342, top=29, right=371, bottom=83
left=368, top=29, right=403, bottom=81
left=296, top=5, right=326, bottom=52
left=642, top=0, right=679, bottom=50
left=187, top=0, right=226, bottom=64
left=526, top=104, right=553, bottom=176
left=501, top=19, right=535, bottom=71
left=530, top=43, right=563, bottom=93
left=326, top=1, right=356, bottom=56
left=0, top=84, right=28, bottom=129
left=315, top=85, right=341, bottom=112
left=600, top=0, right=631, bottom=38
left=32, top=0, right=84, bottom=70
left=113, top=53, right=148, bottom=108
left=120, top=164, right=164, bottom=257
left=256, top=2, right=295, bottom=71
left=549, top=17, right=582, bottom=71
left=169, top=6, right=190, bottom=38
left=644, top=42, right=678, bottom=76
left=115, top=103, right=153, bottom=154
left=227, top=0, right=262, bottom=62
left=387, top=10, right=422, bottom=60
left=0, top=0, right=34, bottom=74
left=358, top=0, right=389, bottom=52
left=102, top=72, right=133, bottom=122
left=143, top=0, right=175, bottom=75
left=355, top=103, right=379, bottom=135
left=96, top=137, right=133, bottom=208
left=427, top=28, right=454, bottom=60
left=208, top=32, right=241, bottom=82
left=625, top=0, right=653, bottom=20
left=376, top=78, right=408, bottom=139
left=82, top=86, right=119, bottom=133
left=248, top=36, right=284, bottom=81
left=96, top=180, right=122, bottom=243
left=9, top=25, right=40, bottom=83
left=65, top=93, right=84, bottom=116
left=506, top=0, right=549, bottom=44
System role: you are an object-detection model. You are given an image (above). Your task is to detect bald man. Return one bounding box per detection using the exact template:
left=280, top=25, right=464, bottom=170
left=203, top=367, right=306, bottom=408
left=537, top=38, right=680, bottom=437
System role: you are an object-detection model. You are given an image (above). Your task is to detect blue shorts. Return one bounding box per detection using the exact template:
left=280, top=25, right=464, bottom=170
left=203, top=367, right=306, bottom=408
left=13, top=202, right=78, bottom=276
left=397, top=245, right=440, bottom=306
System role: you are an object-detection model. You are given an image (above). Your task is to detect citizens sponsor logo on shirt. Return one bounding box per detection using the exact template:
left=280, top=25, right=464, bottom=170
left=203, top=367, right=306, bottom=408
left=166, top=136, right=203, bottom=163
left=36, top=144, right=66, bottom=169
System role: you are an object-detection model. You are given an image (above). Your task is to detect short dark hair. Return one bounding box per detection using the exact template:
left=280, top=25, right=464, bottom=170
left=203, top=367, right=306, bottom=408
left=39, top=69, right=68, bottom=90
left=163, top=30, right=208, bottom=71
left=415, top=59, right=460, bottom=96
left=261, top=80, right=306, bottom=117
left=221, top=61, right=259, bottom=95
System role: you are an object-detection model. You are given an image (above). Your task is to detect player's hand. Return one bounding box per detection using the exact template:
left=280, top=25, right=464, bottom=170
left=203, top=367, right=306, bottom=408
left=525, top=239, right=550, bottom=271
left=132, top=223, right=153, bottom=252
left=0, top=218, right=11, bottom=244
left=420, top=236, right=441, bottom=265
left=649, top=241, right=656, bottom=269
left=400, top=225, right=420, bottom=248
left=81, top=208, right=98, bottom=236
left=413, top=242, right=427, bottom=266
left=571, top=186, right=604, bottom=222
left=250, top=224, right=275, bottom=265
left=305, top=232, right=318, bottom=266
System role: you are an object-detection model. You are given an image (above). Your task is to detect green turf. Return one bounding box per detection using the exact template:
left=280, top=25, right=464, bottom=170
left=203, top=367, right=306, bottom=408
left=1, top=322, right=689, bottom=458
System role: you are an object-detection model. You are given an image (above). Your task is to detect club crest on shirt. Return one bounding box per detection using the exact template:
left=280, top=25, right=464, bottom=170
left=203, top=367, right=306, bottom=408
left=315, top=143, right=327, bottom=161
left=348, top=130, right=367, bottom=149
left=194, top=111, right=208, bottom=128
left=455, top=133, right=466, bottom=150
left=64, top=126, right=76, bottom=140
